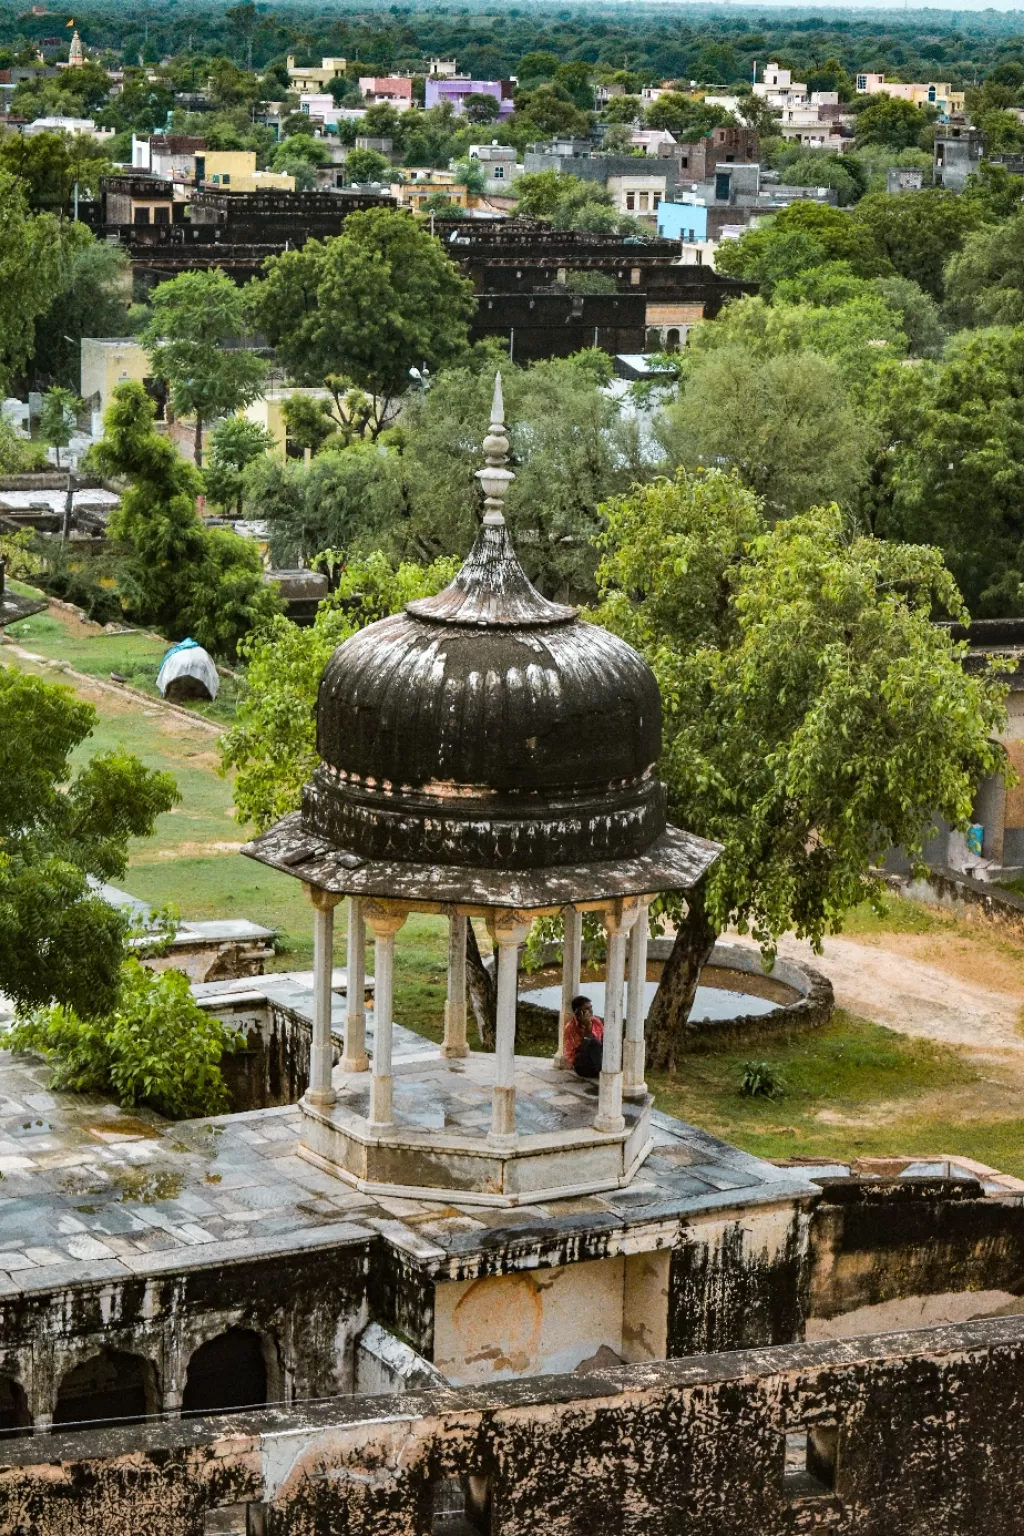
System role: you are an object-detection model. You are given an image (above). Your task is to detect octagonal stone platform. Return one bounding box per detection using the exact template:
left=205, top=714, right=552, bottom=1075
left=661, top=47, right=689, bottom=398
left=299, top=1050, right=653, bottom=1207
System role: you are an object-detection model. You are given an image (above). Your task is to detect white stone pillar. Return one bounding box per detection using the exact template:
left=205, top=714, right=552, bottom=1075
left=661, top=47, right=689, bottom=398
left=623, top=901, right=650, bottom=1099
left=443, top=912, right=470, bottom=1058
left=488, top=913, right=532, bottom=1148
left=341, top=897, right=368, bottom=1073
left=365, top=904, right=407, bottom=1129
left=307, top=888, right=342, bottom=1107
left=595, top=899, right=639, bottom=1135
left=554, top=903, right=583, bottom=1069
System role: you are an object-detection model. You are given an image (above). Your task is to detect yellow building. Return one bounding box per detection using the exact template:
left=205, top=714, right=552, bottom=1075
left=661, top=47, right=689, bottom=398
left=80, top=338, right=151, bottom=420
left=285, top=55, right=347, bottom=93
left=199, top=152, right=294, bottom=192
left=391, top=178, right=471, bottom=212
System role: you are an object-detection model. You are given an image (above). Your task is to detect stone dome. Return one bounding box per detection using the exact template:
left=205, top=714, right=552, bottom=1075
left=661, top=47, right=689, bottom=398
left=300, top=379, right=667, bottom=870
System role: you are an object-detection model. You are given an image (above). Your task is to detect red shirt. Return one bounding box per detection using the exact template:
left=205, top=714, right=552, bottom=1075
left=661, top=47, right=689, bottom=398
left=564, top=1013, right=603, bottom=1067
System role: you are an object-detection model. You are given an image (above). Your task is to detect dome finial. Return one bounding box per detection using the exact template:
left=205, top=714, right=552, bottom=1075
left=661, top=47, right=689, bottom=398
left=476, top=370, right=514, bottom=525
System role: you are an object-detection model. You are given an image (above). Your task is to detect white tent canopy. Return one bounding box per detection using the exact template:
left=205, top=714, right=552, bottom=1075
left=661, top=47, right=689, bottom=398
left=156, top=639, right=219, bottom=701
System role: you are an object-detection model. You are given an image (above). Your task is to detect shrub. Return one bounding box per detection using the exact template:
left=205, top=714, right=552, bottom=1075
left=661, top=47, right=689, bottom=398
left=10, top=959, right=238, bottom=1119
left=739, top=1060, right=786, bottom=1099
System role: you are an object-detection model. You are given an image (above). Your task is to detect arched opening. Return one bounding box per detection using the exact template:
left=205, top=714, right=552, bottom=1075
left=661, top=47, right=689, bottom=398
left=53, top=1350, right=155, bottom=1429
left=0, top=1375, right=30, bottom=1437
left=665, top=328, right=681, bottom=353
left=182, top=1328, right=269, bottom=1416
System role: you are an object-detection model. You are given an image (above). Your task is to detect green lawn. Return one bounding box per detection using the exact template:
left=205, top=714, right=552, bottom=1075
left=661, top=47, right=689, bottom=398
left=3, top=599, right=240, bottom=722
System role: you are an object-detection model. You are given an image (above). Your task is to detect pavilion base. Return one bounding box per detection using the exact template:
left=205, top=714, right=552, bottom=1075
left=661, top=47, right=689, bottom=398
left=297, top=1051, right=654, bottom=1207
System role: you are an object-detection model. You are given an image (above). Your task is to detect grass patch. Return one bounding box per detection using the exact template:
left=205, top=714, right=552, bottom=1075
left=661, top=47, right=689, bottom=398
left=4, top=606, right=239, bottom=721
left=647, top=1008, right=1012, bottom=1166
left=839, top=894, right=947, bottom=937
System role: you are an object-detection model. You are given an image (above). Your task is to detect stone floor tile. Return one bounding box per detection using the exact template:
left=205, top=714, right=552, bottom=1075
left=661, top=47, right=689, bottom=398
left=64, top=1234, right=116, bottom=1261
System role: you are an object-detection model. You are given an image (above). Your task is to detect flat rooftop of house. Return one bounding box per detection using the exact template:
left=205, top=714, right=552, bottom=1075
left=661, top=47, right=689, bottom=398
left=0, top=1008, right=820, bottom=1291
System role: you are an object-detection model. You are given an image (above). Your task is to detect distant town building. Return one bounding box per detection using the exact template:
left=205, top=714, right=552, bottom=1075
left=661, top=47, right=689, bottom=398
left=934, top=116, right=983, bottom=190
left=524, top=141, right=677, bottom=215
left=428, top=58, right=459, bottom=78
left=887, top=166, right=924, bottom=193
left=358, top=76, right=413, bottom=109
left=753, top=61, right=808, bottom=109
left=285, top=54, right=347, bottom=94
left=856, top=72, right=965, bottom=118
left=24, top=115, right=114, bottom=140
left=467, top=141, right=521, bottom=193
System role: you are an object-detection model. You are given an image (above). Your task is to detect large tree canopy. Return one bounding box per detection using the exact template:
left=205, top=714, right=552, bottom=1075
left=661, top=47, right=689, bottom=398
left=873, top=328, right=1024, bottom=616
left=593, top=470, right=1007, bottom=1067
left=94, top=382, right=278, bottom=657
left=245, top=208, right=476, bottom=433
left=140, top=268, right=267, bottom=464
left=0, top=670, right=178, bottom=1019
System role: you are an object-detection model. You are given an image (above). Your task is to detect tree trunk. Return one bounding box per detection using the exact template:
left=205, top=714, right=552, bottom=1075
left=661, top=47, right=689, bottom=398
left=194, top=415, right=203, bottom=466
left=644, top=884, right=719, bottom=1074
left=465, top=920, right=496, bottom=1049
left=61, top=471, right=74, bottom=544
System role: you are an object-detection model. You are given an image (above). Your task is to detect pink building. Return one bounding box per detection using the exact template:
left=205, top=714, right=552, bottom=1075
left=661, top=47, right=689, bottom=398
left=358, top=76, right=414, bottom=109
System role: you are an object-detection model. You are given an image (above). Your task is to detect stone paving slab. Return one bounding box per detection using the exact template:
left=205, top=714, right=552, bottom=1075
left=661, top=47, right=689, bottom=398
left=0, top=1042, right=824, bottom=1296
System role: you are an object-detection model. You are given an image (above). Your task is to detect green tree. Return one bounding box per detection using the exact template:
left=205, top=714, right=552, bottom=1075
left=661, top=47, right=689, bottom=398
left=872, top=275, right=945, bottom=358
left=204, top=415, right=276, bottom=515
left=873, top=329, right=1024, bottom=615
left=244, top=441, right=407, bottom=564
left=246, top=208, right=476, bottom=436
left=602, top=95, right=642, bottom=125
left=12, top=960, right=238, bottom=1119
left=40, top=385, right=81, bottom=469
left=93, top=382, right=278, bottom=657
left=465, top=92, right=501, bottom=123
left=30, top=232, right=130, bottom=391
left=513, top=84, right=591, bottom=138
left=0, top=668, right=178, bottom=1019
left=715, top=200, right=889, bottom=296
left=854, top=95, right=937, bottom=151
left=658, top=337, right=875, bottom=516
left=281, top=393, right=338, bottom=455
left=644, top=93, right=731, bottom=137
left=140, top=269, right=268, bottom=465
left=222, top=553, right=458, bottom=829
left=851, top=188, right=982, bottom=301
left=944, top=212, right=1024, bottom=328
left=0, top=169, right=63, bottom=392
left=345, top=146, right=393, bottom=183
left=593, top=471, right=1007, bottom=1064
left=0, top=130, right=110, bottom=215
left=392, top=349, right=648, bottom=597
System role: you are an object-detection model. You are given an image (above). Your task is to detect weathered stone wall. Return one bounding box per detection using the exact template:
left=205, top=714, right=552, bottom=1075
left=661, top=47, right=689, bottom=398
left=807, top=1176, right=1024, bottom=1337
left=0, top=1229, right=372, bottom=1427
left=4, top=1317, right=1024, bottom=1535
left=669, top=1203, right=810, bottom=1354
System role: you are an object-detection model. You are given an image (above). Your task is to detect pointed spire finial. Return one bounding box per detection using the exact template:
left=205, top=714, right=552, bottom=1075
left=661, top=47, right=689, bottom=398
left=476, top=370, right=514, bottom=525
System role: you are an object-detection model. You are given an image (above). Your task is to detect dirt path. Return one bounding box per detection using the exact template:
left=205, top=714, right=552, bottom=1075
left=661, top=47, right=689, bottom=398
left=733, top=930, right=1024, bottom=1059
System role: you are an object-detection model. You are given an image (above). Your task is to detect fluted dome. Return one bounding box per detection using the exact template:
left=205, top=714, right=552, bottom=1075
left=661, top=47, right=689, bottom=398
left=299, top=379, right=667, bottom=870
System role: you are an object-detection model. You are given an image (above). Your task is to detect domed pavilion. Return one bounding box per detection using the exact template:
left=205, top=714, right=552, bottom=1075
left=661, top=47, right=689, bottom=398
left=244, top=377, right=720, bottom=1205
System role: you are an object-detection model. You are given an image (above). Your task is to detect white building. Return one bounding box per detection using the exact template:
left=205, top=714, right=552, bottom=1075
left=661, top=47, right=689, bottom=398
left=25, top=116, right=115, bottom=141
left=753, top=62, right=808, bottom=109
left=467, top=141, right=521, bottom=193
left=630, top=128, right=677, bottom=156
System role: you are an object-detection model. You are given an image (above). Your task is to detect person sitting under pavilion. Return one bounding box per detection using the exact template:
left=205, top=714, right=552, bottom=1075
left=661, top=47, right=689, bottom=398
left=564, top=995, right=603, bottom=1079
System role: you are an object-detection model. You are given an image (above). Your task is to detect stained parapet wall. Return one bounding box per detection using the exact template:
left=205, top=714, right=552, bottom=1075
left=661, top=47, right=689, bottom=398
left=4, top=1317, right=1024, bottom=1535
